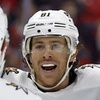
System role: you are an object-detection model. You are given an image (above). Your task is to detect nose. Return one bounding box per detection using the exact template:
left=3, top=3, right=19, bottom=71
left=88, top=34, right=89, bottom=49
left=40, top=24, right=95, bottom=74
left=42, top=47, right=52, bottom=60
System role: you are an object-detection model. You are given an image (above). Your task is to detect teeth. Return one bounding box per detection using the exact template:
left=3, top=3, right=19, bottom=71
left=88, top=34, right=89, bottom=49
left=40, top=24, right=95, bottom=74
left=42, top=64, right=55, bottom=67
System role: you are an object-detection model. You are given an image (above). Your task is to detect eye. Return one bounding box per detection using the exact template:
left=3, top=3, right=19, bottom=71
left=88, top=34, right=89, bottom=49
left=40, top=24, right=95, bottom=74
left=50, top=42, right=66, bottom=52
left=33, top=44, right=45, bottom=51
left=51, top=44, right=61, bottom=50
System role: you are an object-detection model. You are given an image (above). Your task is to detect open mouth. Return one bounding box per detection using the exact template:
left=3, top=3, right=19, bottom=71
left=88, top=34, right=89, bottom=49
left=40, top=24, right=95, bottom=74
left=41, top=64, right=57, bottom=71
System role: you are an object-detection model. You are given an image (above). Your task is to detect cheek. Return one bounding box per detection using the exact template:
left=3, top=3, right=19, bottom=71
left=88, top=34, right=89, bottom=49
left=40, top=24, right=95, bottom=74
left=59, top=52, right=69, bottom=69
left=30, top=52, right=39, bottom=62
left=30, top=54, right=37, bottom=67
left=56, top=52, right=69, bottom=80
left=60, top=50, right=69, bottom=59
left=30, top=53, right=41, bottom=70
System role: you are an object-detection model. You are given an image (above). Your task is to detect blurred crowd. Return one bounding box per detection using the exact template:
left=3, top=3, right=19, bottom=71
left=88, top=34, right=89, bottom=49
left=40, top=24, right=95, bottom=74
left=0, top=0, right=100, bottom=71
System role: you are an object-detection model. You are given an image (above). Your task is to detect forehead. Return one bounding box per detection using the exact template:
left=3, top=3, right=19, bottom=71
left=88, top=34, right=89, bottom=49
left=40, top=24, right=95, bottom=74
left=32, top=36, right=66, bottom=44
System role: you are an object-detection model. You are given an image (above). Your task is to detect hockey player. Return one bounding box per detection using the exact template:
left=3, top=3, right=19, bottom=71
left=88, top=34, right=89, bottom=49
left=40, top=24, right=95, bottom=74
left=0, top=7, right=42, bottom=100
left=2, top=10, right=100, bottom=100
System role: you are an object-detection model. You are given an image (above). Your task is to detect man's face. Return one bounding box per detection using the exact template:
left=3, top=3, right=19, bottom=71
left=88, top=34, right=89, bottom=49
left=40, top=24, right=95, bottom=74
left=29, top=36, right=70, bottom=88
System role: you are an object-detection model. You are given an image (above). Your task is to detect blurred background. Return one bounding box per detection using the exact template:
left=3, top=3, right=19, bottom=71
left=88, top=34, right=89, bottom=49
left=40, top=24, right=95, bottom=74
left=0, top=0, right=100, bottom=71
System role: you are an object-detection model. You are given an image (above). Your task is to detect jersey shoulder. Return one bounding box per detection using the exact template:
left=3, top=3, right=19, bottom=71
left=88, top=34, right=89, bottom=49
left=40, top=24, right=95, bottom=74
left=76, top=64, right=100, bottom=75
left=0, top=78, right=42, bottom=100
left=1, top=67, right=30, bottom=85
left=74, top=64, right=100, bottom=88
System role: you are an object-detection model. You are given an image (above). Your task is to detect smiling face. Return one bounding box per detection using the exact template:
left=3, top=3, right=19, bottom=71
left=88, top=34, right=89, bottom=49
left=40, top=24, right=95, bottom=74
left=29, top=36, right=71, bottom=90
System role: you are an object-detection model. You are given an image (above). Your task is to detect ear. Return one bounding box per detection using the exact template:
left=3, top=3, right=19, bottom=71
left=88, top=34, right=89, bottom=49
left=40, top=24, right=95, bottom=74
left=70, top=49, right=78, bottom=62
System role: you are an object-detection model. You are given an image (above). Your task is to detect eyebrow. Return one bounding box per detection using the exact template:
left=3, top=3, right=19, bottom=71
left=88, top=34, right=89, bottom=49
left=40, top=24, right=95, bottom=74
left=32, top=40, right=65, bottom=45
left=50, top=41, right=64, bottom=44
left=32, top=41, right=43, bottom=46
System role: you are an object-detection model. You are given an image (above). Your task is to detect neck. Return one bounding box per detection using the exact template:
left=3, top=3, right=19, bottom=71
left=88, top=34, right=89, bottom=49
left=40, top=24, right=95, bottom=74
left=35, top=75, right=69, bottom=92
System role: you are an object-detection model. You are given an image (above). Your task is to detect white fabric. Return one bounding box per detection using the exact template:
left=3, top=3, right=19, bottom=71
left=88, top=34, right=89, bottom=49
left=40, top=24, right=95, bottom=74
left=2, top=64, right=100, bottom=100
left=0, top=78, right=42, bottom=100
left=0, top=7, right=9, bottom=76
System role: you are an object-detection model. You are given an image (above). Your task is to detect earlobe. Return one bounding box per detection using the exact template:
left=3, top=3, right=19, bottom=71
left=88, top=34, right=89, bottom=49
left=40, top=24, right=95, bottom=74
left=70, top=49, right=78, bottom=62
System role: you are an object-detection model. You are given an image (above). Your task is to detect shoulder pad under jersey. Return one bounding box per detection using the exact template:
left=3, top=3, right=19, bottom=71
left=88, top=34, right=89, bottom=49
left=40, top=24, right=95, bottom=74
left=1, top=67, right=29, bottom=86
left=78, top=64, right=100, bottom=69
left=75, top=64, right=100, bottom=75
left=0, top=78, right=42, bottom=100
left=74, top=64, right=100, bottom=89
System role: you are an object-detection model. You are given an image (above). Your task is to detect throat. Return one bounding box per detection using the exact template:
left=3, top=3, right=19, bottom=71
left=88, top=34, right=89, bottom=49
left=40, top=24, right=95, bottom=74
left=34, top=76, right=70, bottom=92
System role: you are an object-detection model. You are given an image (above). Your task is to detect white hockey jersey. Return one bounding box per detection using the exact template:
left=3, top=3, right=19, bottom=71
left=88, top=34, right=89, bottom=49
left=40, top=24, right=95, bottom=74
left=0, top=78, right=42, bottom=100
left=1, top=64, right=100, bottom=100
